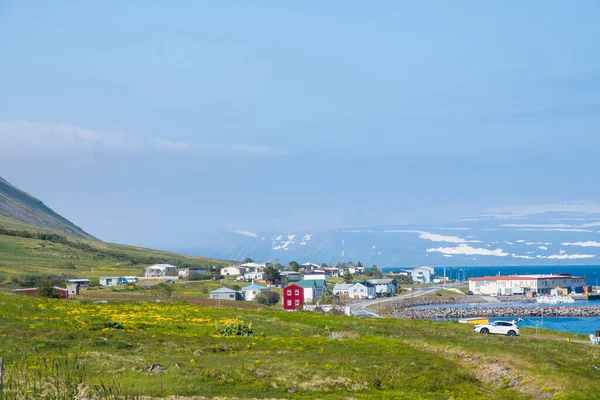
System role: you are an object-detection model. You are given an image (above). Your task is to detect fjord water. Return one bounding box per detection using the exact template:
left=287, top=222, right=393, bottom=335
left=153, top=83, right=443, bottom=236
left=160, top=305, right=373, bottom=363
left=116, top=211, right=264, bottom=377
left=384, top=265, right=600, bottom=284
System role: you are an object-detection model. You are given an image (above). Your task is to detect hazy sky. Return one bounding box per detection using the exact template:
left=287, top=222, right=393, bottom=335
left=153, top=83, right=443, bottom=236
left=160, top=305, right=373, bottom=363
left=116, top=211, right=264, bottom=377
left=1, top=1, right=600, bottom=249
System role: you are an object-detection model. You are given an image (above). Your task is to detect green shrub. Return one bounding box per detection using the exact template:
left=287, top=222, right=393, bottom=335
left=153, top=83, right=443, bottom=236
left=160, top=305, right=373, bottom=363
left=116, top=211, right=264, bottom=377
left=255, top=291, right=280, bottom=306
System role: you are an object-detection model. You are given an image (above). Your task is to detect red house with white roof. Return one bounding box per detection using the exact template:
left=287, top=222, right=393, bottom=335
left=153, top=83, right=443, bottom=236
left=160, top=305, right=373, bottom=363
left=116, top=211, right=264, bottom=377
left=283, top=284, right=304, bottom=310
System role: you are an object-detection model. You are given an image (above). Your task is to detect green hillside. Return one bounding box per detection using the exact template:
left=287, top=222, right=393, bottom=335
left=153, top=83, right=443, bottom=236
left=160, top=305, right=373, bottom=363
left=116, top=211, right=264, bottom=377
left=0, top=176, right=96, bottom=240
left=0, top=176, right=234, bottom=280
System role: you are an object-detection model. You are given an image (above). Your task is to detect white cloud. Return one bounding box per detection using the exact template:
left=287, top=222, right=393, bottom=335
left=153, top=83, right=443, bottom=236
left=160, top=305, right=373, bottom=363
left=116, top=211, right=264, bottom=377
left=516, top=240, right=525, bottom=243
left=427, top=244, right=509, bottom=257
left=547, top=253, right=595, bottom=260
left=385, top=230, right=480, bottom=243
left=511, top=254, right=535, bottom=260
left=562, top=241, right=600, bottom=248
left=0, top=120, right=285, bottom=158
left=538, top=246, right=548, bottom=250
left=152, top=137, right=192, bottom=151
left=515, top=228, right=593, bottom=233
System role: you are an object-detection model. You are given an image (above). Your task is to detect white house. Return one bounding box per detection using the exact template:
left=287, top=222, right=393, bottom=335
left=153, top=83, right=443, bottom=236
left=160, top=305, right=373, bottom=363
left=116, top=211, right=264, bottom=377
left=239, top=262, right=266, bottom=272
left=241, top=284, right=269, bottom=301
left=368, top=279, right=397, bottom=296
left=347, top=266, right=365, bottom=275
left=99, top=277, right=120, bottom=287
left=244, top=271, right=264, bottom=281
left=144, top=264, right=178, bottom=277
left=296, top=280, right=327, bottom=303
left=301, top=262, right=321, bottom=271
left=410, top=266, right=435, bottom=284
left=347, top=282, right=376, bottom=299
left=303, top=271, right=329, bottom=281
left=333, top=283, right=354, bottom=297
left=221, top=266, right=248, bottom=276
left=178, top=267, right=207, bottom=278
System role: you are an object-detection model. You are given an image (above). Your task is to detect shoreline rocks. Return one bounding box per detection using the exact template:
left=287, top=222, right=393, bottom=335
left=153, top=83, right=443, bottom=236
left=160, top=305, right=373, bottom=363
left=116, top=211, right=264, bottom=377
left=392, top=305, right=600, bottom=320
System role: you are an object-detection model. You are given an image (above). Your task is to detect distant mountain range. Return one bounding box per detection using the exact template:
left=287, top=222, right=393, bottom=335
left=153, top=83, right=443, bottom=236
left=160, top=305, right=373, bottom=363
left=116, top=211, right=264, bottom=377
left=187, top=204, right=600, bottom=267
left=0, top=176, right=96, bottom=240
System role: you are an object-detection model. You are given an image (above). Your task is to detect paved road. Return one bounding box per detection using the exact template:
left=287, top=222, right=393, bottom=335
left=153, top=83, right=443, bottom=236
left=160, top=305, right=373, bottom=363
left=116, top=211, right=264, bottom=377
left=348, top=286, right=444, bottom=318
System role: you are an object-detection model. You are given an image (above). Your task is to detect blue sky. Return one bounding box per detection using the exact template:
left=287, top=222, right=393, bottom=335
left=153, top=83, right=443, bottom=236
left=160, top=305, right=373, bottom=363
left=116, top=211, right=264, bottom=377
left=1, top=1, right=599, bottom=249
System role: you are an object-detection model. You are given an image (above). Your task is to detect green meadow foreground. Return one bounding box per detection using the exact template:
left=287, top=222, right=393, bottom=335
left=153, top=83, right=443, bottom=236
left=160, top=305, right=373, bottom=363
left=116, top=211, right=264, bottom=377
left=1, top=295, right=600, bottom=400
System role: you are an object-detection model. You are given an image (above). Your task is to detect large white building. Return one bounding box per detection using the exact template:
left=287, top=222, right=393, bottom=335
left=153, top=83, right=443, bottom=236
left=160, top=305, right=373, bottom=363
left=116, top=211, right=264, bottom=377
left=144, top=264, right=178, bottom=277
left=468, top=274, right=586, bottom=295
left=410, top=266, right=435, bottom=284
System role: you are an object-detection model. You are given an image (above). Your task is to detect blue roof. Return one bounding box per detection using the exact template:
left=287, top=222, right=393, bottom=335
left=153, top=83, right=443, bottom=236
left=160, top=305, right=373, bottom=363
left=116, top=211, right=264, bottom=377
left=242, top=284, right=269, bottom=291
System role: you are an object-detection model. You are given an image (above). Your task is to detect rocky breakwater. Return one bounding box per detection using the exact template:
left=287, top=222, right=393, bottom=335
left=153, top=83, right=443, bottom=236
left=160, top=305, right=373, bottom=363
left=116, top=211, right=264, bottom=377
left=393, top=305, right=600, bottom=320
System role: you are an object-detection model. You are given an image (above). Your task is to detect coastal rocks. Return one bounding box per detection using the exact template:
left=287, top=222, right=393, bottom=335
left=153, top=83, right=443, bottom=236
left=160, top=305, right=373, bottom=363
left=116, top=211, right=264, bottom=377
left=392, top=305, right=600, bottom=320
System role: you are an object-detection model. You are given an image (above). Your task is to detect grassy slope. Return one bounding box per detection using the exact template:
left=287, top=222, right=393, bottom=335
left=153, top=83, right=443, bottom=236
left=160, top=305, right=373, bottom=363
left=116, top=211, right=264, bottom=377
left=0, top=294, right=599, bottom=400
left=0, top=233, right=233, bottom=279
left=0, top=176, right=95, bottom=240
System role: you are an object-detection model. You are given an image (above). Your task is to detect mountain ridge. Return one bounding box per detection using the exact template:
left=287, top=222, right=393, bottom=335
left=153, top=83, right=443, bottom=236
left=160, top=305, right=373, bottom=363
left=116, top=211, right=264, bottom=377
left=0, top=176, right=96, bottom=240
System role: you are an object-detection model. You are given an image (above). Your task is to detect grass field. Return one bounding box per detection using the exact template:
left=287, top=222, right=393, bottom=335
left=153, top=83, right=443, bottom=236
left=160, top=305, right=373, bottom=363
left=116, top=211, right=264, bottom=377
left=1, top=293, right=600, bottom=399
left=0, top=233, right=234, bottom=280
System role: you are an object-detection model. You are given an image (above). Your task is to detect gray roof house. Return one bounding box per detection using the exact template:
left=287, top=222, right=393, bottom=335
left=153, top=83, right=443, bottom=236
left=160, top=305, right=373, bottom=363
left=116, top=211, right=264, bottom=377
left=210, top=288, right=243, bottom=301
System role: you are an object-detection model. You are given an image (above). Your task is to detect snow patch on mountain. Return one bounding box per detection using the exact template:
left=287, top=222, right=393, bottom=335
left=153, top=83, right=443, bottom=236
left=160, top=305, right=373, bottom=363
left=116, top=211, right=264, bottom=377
left=272, top=235, right=296, bottom=251
left=300, top=234, right=312, bottom=246
left=232, top=230, right=258, bottom=238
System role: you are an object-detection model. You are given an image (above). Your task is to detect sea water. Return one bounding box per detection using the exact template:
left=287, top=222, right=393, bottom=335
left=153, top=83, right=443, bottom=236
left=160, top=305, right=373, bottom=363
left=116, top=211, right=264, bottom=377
left=383, top=265, right=600, bottom=285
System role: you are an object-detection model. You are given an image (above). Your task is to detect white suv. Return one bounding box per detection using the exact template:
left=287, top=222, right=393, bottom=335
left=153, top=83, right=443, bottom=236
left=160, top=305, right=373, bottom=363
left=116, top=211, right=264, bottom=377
left=473, top=321, right=520, bottom=336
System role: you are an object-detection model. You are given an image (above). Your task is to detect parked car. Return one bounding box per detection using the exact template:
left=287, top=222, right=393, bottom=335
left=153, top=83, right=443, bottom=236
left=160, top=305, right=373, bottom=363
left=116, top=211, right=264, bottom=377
left=165, top=280, right=175, bottom=284
left=212, top=276, right=223, bottom=281
left=473, top=321, right=520, bottom=336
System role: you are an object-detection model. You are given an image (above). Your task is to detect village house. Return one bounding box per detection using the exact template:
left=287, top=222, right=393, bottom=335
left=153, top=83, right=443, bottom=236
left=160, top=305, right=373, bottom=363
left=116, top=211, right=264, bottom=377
left=144, top=264, right=178, bottom=277
left=347, top=266, right=365, bottom=275
left=368, top=278, right=398, bottom=297
left=300, top=262, right=321, bottom=272
left=283, top=283, right=304, bottom=310
left=67, top=278, right=90, bottom=287
left=99, top=277, right=120, bottom=287
left=241, top=283, right=269, bottom=301
left=303, top=270, right=329, bottom=281
left=178, top=267, right=206, bottom=278
left=238, top=262, right=266, bottom=271
left=296, top=280, right=327, bottom=303
left=347, top=282, right=376, bottom=300
left=319, top=267, right=341, bottom=277
left=410, top=266, right=435, bottom=284
left=332, top=283, right=354, bottom=297
left=13, top=286, right=69, bottom=299
left=220, top=266, right=248, bottom=276
left=280, top=271, right=301, bottom=283
left=209, top=288, right=243, bottom=301
left=244, top=271, right=264, bottom=281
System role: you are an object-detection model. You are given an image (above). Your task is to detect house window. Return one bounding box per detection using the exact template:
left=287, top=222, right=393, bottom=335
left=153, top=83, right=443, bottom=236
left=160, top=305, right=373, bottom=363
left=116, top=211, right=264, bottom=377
left=295, top=289, right=300, bottom=295
left=230, top=294, right=234, bottom=299
left=295, top=299, right=300, bottom=306
left=287, top=290, right=292, bottom=295
left=287, top=300, right=292, bottom=306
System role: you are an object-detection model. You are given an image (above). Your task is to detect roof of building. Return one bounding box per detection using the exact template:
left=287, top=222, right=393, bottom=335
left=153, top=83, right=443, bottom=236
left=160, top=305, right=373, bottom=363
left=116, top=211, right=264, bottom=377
left=241, top=284, right=269, bottom=291
left=353, top=281, right=375, bottom=288
left=412, top=266, right=435, bottom=272
left=469, top=274, right=578, bottom=281
left=333, top=283, right=353, bottom=291
left=297, top=279, right=327, bottom=288
left=368, top=279, right=396, bottom=284
left=67, top=278, right=90, bottom=282
left=210, top=288, right=239, bottom=294
left=146, top=264, right=178, bottom=270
